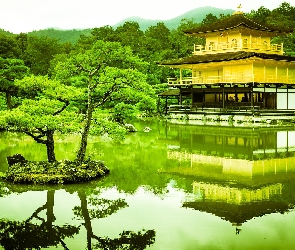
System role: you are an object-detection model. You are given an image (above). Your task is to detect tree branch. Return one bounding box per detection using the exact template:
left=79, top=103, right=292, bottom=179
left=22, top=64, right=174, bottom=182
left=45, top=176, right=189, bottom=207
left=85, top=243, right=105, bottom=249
left=53, top=99, right=70, bottom=116
left=24, top=130, right=47, bottom=144
left=94, top=82, right=117, bottom=108
left=93, top=78, right=127, bottom=108
left=26, top=204, right=47, bottom=223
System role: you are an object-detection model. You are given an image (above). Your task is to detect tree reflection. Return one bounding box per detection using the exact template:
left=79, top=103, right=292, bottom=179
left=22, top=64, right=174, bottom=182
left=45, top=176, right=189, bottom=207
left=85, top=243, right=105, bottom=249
left=93, top=230, right=156, bottom=250
left=0, top=182, right=10, bottom=197
left=74, top=191, right=156, bottom=250
left=0, top=190, right=79, bottom=250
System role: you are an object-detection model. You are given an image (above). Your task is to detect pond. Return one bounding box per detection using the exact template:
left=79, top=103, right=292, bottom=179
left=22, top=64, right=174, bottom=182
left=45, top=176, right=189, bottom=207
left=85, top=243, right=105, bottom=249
left=1, top=120, right=295, bottom=250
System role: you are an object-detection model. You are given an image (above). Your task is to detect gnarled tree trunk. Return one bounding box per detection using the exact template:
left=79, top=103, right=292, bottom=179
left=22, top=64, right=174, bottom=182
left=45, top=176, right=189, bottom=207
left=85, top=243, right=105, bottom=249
left=46, top=130, right=56, bottom=163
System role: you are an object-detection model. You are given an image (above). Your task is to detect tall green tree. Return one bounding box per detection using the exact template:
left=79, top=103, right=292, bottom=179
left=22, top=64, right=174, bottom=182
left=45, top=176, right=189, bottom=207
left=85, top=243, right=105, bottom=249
left=115, top=21, right=144, bottom=55
left=144, top=22, right=171, bottom=58
left=201, top=13, right=218, bottom=26
left=53, top=40, right=153, bottom=164
left=91, top=26, right=117, bottom=42
left=0, top=34, right=21, bottom=59
left=247, top=6, right=271, bottom=23
left=268, top=2, right=295, bottom=28
left=169, top=18, right=204, bottom=58
left=0, top=75, right=82, bottom=162
left=0, top=57, right=29, bottom=109
left=22, top=36, right=63, bottom=75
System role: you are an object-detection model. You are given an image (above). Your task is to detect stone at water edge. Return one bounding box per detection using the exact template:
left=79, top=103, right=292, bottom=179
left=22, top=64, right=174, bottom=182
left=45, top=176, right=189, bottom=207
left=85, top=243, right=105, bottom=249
left=125, top=123, right=137, bottom=132
left=143, top=127, right=152, bottom=132
left=7, top=154, right=27, bottom=167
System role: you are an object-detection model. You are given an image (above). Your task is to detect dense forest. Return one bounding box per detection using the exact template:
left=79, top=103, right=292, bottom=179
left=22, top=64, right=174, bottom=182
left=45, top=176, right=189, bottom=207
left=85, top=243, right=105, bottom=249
left=0, top=1, right=295, bottom=168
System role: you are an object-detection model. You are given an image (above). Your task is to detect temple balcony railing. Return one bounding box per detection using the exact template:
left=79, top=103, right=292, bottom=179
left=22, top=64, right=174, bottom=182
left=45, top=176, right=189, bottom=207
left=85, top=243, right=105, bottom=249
left=193, top=42, right=284, bottom=55
left=167, top=75, right=295, bottom=85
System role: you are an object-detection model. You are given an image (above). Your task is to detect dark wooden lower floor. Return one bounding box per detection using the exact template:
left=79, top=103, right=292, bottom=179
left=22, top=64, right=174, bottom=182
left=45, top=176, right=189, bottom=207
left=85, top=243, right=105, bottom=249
left=158, top=84, right=295, bottom=115
left=167, top=104, right=295, bottom=116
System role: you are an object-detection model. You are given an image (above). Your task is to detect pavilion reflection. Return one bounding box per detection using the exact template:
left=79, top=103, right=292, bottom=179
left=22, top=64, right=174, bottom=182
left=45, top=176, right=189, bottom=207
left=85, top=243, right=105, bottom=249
left=165, top=125, right=295, bottom=184
left=163, top=125, right=295, bottom=230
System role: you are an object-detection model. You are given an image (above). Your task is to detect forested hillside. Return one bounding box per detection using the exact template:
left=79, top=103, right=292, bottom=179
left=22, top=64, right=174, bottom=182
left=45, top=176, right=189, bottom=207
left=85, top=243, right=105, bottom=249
left=28, top=28, right=93, bottom=44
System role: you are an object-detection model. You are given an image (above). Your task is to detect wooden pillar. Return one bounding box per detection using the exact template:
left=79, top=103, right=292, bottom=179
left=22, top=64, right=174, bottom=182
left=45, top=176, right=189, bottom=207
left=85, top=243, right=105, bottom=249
left=250, top=88, right=253, bottom=107
left=179, top=91, right=182, bottom=105
left=263, top=84, right=266, bottom=109
left=180, top=69, right=183, bottom=84
left=287, top=86, right=289, bottom=109
left=275, top=84, right=278, bottom=109
left=222, top=87, right=225, bottom=109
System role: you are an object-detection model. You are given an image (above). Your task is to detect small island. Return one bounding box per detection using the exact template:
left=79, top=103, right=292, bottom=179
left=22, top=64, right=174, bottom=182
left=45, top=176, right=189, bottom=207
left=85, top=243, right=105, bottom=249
left=3, top=154, right=109, bottom=184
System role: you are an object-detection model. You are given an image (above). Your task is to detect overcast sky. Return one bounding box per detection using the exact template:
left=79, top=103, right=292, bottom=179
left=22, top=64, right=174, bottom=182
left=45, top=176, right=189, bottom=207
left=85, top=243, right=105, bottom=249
left=1, top=0, right=295, bottom=33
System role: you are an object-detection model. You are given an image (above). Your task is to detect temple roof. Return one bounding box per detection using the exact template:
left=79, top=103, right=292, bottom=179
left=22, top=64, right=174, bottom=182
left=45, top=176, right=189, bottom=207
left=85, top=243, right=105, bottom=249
left=159, top=51, right=295, bottom=66
left=184, top=13, right=294, bottom=35
left=183, top=201, right=292, bottom=224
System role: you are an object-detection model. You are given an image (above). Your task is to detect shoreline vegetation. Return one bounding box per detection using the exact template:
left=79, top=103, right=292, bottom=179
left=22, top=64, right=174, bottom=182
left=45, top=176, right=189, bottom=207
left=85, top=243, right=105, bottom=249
left=1, top=116, right=294, bottom=185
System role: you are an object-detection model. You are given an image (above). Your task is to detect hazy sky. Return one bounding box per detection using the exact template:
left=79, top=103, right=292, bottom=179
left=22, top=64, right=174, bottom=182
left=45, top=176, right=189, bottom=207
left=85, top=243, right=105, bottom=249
left=1, top=0, right=295, bottom=33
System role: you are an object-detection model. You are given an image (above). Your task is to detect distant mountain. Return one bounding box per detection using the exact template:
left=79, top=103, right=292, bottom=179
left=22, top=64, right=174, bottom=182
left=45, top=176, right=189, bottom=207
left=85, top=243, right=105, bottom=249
left=15, top=6, right=235, bottom=44
left=113, top=6, right=235, bottom=30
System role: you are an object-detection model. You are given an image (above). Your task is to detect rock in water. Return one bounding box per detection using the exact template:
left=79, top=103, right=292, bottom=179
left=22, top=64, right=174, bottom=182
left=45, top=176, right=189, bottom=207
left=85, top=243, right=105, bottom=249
left=143, top=127, right=151, bottom=132
left=125, top=123, right=137, bottom=132
left=7, top=154, right=27, bottom=167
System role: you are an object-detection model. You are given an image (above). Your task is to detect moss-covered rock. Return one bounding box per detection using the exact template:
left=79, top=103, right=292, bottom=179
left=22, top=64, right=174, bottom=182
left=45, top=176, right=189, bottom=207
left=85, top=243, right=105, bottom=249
left=3, top=159, right=110, bottom=184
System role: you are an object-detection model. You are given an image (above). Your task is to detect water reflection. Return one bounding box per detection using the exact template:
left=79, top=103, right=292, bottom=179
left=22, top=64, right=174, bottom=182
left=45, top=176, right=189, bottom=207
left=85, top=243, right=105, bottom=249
left=74, top=191, right=155, bottom=250
left=1, top=122, right=295, bottom=248
left=0, top=186, right=155, bottom=250
left=0, top=190, right=80, bottom=249
left=163, top=124, right=295, bottom=233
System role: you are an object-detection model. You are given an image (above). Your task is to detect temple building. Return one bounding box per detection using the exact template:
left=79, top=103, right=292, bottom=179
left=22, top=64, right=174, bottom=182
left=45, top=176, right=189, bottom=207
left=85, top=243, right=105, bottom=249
left=159, top=6, right=295, bottom=113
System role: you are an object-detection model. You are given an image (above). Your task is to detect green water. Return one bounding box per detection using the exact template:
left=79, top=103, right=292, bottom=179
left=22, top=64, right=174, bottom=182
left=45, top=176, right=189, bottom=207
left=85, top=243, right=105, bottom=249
left=1, top=121, right=295, bottom=250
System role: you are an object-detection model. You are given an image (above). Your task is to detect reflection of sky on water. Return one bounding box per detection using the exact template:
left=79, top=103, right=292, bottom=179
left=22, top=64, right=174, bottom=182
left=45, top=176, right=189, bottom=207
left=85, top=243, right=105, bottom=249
left=1, top=185, right=295, bottom=249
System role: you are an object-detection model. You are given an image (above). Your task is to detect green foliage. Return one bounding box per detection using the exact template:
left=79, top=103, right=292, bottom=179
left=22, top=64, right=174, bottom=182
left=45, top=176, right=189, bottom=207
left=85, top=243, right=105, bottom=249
left=201, top=13, right=219, bottom=26
left=136, top=96, right=157, bottom=115
left=0, top=75, right=84, bottom=161
left=115, top=22, right=144, bottom=55
left=247, top=6, right=271, bottom=23
left=0, top=57, right=29, bottom=90
left=52, top=40, right=154, bottom=163
left=113, top=102, right=136, bottom=124
left=0, top=94, right=6, bottom=111
left=0, top=57, right=29, bottom=109
left=28, top=28, right=93, bottom=44
left=90, top=117, right=127, bottom=141
left=0, top=34, right=21, bottom=59
left=21, top=35, right=65, bottom=75
left=169, top=19, right=204, bottom=59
